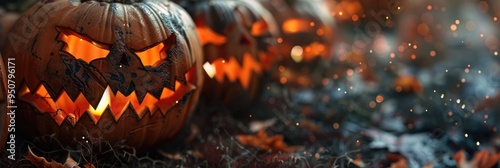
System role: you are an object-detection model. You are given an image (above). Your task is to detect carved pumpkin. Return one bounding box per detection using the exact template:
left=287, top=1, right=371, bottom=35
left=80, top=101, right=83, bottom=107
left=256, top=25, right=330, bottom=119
left=1, top=0, right=203, bottom=150
left=180, top=0, right=278, bottom=110
left=259, top=0, right=336, bottom=87
left=0, top=10, right=20, bottom=49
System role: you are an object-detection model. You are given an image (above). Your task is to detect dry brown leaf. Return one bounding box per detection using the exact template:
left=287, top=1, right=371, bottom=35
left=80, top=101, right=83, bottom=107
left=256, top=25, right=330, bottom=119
left=83, top=164, right=96, bottom=168
left=63, top=156, right=79, bottom=168
left=390, top=158, right=408, bottom=168
left=236, top=129, right=300, bottom=152
left=25, top=147, right=66, bottom=168
left=25, top=147, right=95, bottom=168
left=351, top=155, right=367, bottom=167
left=383, top=153, right=432, bottom=168
left=454, top=149, right=500, bottom=168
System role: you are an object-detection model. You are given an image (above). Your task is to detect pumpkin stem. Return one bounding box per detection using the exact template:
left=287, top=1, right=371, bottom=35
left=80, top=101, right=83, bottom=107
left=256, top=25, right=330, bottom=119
left=80, top=0, right=145, bottom=3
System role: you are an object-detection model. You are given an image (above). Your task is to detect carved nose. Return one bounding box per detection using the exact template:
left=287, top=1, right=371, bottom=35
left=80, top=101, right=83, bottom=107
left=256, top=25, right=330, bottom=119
left=239, top=34, right=253, bottom=46
left=119, top=53, right=130, bottom=67
left=105, top=41, right=138, bottom=68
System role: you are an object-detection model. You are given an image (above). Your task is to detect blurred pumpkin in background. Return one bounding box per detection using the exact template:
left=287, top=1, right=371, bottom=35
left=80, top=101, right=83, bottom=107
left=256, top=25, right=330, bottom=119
left=0, top=9, right=20, bottom=49
left=1, top=0, right=203, bottom=151
left=325, top=0, right=363, bottom=22
left=0, top=0, right=38, bottom=49
left=179, top=0, right=279, bottom=111
left=260, top=0, right=336, bottom=88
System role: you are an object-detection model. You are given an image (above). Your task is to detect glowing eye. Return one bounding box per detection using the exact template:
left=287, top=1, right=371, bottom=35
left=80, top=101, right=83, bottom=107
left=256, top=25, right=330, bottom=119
left=135, top=42, right=166, bottom=67
left=282, top=19, right=313, bottom=34
left=251, top=20, right=269, bottom=36
left=135, top=33, right=177, bottom=67
left=58, top=29, right=110, bottom=63
left=196, top=21, right=227, bottom=46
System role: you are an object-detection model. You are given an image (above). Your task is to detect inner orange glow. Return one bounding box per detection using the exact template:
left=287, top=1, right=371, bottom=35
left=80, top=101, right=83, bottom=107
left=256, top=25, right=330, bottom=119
left=135, top=43, right=166, bottom=66
left=60, top=33, right=109, bottom=63
left=209, top=53, right=262, bottom=89
left=332, top=0, right=363, bottom=21
left=197, top=25, right=227, bottom=45
left=251, top=20, right=269, bottom=36
left=60, top=30, right=166, bottom=66
left=282, top=19, right=313, bottom=34
left=302, top=42, right=327, bottom=61
left=20, top=67, right=198, bottom=125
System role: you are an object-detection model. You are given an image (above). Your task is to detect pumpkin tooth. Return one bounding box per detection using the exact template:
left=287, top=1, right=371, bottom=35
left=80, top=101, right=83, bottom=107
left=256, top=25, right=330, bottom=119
left=148, top=87, right=164, bottom=102
left=134, top=84, right=148, bottom=104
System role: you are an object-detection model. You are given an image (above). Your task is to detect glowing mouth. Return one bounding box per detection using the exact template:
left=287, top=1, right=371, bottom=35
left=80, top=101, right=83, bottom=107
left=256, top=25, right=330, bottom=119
left=20, top=67, right=197, bottom=125
left=203, top=53, right=262, bottom=89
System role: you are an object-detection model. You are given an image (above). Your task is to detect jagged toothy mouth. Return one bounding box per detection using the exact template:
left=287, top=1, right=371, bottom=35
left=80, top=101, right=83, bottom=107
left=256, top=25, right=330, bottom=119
left=19, top=66, right=198, bottom=125
left=202, top=53, right=262, bottom=89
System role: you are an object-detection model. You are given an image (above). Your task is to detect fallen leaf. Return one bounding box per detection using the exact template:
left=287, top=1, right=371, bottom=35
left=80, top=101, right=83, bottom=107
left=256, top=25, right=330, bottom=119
left=390, top=158, right=408, bottom=168
left=25, top=147, right=66, bottom=168
left=454, top=149, right=500, bottom=168
left=350, top=154, right=367, bottom=167
left=383, top=153, right=408, bottom=168
left=83, top=164, right=95, bottom=168
left=25, top=147, right=95, bottom=168
left=236, top=129, right=300, bottom=152
left=63, top=156, right=78, bottom=168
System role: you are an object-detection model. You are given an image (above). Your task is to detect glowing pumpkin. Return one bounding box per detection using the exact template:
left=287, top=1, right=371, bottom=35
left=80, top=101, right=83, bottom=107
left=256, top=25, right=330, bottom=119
left=1, top=0, right=203, bottom=150
left=259, top=0, right=336, bottom=87
left=180, top=0, right=278, bottom=110
left=325, top=0, right=364, bottom=22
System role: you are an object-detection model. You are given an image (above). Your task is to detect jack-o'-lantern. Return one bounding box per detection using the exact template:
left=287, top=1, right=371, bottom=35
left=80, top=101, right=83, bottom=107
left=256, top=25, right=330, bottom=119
left=179, top=0, right=278, bottom=110
left=1, top=0, right=203, bottom=151
left=260, top=0, right=336, bottom=88
left=0, top=10, right=20, bottom=49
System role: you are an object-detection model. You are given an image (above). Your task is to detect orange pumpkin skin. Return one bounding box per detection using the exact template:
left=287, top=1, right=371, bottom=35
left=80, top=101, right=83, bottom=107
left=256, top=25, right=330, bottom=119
left=181, top=0, right=278, bottom=110
left=1, top=0, right=203, bottom=151
left=260, top=0, right=336, bottom=88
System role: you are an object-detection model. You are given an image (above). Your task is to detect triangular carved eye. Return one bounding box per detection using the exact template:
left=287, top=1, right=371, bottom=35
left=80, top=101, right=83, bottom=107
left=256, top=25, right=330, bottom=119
left=58, top=28, right=110, bottom=63
left=135, top=42, right=166, bottom=66
left=134, top=33, right=177, bottom=67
